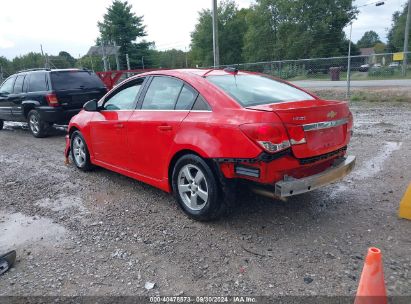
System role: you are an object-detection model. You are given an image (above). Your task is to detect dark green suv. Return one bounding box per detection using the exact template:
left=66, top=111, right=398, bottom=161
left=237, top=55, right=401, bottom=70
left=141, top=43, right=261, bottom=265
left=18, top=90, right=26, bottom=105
left=0, top=68, right=107, bottom=137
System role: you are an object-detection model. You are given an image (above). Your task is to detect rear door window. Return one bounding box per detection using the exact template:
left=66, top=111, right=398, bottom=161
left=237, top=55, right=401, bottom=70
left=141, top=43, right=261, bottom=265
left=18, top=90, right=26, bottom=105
left=13, top=75, right=25, bottom=93
left=175, top=85, right=198, bottom=110
left=29, top=72, right=48, bottom=92
left=50, top=71, right=104, bottom=90
left=141, top=76, right=183, bottom=110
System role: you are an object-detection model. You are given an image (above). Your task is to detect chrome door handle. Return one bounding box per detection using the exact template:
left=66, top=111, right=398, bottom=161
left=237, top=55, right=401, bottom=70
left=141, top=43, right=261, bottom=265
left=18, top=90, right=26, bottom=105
left=114, top=123, right=124, bottom=128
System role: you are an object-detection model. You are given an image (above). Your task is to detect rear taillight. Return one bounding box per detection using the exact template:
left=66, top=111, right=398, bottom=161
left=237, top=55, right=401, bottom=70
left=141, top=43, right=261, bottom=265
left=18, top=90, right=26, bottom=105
left=240, top=123, right=290, bottom=153
left=46, top=93, right=59, bottom=107
left=287, top=125, right=306, bottom=145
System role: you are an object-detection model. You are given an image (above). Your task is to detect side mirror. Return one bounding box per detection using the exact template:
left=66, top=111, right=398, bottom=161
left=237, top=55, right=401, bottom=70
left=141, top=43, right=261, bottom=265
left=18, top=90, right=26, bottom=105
left=83, top=99, right=98, bottom=112
left=0, top=92, right=8, bottom=97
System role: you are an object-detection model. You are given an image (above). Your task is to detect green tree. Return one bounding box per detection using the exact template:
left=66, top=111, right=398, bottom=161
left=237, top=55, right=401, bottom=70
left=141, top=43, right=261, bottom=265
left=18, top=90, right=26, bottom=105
left=58, top=51, right=76, bottom=66
left=374, top=42, right=387, bottom=54
left=357, top=31, right=382, bottom=48
left=98, top=0, right=148, bottom=68
left=12, top=52, right=45, bottom=72
left=190, top=0, right=248, bottom=67
left=387, top=3, right=410, bottom=52
left=243, top=0, right=357, bottom=61
left=0, top=56, right=13, bottom=79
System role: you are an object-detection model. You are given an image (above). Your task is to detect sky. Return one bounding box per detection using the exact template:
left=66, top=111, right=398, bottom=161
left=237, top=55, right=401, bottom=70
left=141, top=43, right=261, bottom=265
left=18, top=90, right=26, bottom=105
left=0, top=0, right=408, bottom=60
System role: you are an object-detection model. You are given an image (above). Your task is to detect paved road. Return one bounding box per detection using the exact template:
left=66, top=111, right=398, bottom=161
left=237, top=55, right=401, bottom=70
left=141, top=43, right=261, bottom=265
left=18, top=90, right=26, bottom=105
left=292, top=79, right=411, bottom=88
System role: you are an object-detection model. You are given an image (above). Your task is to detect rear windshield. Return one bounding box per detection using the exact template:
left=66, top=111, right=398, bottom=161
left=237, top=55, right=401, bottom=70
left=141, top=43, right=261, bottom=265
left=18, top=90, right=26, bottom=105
left=207, top=74, right=315, bottom=106
left=50, top=71, right=104, bottom=90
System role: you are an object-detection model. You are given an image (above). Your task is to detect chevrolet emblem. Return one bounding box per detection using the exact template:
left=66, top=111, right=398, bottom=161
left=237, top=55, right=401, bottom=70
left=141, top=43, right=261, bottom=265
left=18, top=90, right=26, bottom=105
left=327, top=111, right=337, bottom=119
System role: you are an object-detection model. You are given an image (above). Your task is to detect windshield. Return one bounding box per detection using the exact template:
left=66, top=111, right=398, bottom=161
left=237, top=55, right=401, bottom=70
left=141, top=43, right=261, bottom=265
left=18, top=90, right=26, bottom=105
left=51, top=71, right=105, bottom=90
left=207, top=74, right=315, bottom=106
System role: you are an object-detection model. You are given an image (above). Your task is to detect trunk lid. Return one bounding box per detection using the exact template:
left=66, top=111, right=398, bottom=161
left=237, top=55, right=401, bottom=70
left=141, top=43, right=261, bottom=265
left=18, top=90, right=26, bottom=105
left=246, top=99, right=351, bottom=158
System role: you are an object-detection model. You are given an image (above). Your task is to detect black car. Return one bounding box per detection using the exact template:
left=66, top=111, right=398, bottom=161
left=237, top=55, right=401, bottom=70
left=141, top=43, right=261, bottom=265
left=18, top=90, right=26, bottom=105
left=0, top=68, right=107, bottom=137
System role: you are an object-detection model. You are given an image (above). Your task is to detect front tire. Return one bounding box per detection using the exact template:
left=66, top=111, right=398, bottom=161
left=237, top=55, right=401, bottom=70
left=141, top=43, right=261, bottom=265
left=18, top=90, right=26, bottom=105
left=0, top=120, right=3, bottom=130
left=172, top=154, right=226, bottom=221
left=27, top=110, right=49, bottom=138
left=71, top=131, right=93, bottom=171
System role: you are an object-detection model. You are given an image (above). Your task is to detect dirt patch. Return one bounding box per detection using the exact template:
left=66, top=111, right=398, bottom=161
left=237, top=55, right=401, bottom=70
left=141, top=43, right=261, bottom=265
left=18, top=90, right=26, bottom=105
left=0, top=102, right=410, bottom=296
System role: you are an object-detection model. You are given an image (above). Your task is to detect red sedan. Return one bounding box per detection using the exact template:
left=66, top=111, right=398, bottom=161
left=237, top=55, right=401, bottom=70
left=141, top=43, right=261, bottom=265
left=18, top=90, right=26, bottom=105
left=65, top=69, right=355, bottom=221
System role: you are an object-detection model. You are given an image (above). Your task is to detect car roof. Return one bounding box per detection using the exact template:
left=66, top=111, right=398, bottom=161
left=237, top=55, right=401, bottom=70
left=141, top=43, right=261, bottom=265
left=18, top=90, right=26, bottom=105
left=138, top=68, right=252, bottom=78
left=16, top=68, right=92, bottom=75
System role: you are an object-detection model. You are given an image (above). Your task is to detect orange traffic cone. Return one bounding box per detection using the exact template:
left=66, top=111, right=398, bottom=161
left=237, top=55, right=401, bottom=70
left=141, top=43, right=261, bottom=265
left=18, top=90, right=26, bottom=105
left=354, top=247, right=387, bottom=304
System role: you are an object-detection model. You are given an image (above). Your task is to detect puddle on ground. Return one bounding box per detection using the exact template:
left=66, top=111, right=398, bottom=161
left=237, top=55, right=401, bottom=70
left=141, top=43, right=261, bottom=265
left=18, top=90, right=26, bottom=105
left=0, top=212, right=67, bottom=252
left=36, top=195, right=87, bottom=213
left=3, top=122, right=28, bottom=131
left=350, top=141, right=402, bottom=180
left=329, top=141, right=402, bottom=198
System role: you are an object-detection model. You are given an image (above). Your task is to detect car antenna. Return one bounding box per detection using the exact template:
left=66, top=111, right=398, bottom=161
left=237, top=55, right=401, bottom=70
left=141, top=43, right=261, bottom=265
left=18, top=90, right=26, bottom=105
left=223, top=67, right=239, bottom=87
left=223, top=67, right=238, bottom=75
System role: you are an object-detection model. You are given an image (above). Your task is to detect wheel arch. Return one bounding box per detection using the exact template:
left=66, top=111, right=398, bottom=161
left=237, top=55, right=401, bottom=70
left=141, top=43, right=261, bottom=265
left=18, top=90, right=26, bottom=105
left=167, top=148, right=222, bottom=193
left=22, top=101, right=40, bottom=118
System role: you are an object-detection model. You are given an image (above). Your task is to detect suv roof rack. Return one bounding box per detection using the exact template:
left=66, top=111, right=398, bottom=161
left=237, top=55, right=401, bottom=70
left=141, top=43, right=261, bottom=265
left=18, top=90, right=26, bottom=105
left=17, top=68, right=51, bottom=73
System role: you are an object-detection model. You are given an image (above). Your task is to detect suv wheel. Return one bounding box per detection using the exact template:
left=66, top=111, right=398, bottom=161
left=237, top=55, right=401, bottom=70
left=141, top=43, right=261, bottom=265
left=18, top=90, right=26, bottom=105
left=172, top=154, right=226, bottom=221
left=0, top=120, right=3, bottom=130
left=71, top=131, right=93, bottom=171
left=27, top=110, right=48, bottom=138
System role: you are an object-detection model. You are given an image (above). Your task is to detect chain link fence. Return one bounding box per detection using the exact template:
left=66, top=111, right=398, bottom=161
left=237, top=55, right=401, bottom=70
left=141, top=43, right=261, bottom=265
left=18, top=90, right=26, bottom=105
left=219, top=52, right=411, bottom=81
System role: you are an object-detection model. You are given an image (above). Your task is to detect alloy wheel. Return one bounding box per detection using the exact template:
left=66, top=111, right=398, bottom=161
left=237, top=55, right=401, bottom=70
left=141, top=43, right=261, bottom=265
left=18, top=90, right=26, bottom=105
left=29, top=115, right=40, bottom=134
left=177, top=164, right=209, bottom=211
left=72, top=136, right=87, bottom=167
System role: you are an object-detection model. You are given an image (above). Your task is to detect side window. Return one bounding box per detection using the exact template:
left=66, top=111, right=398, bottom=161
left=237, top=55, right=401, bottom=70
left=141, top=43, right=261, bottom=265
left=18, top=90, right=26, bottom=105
left=192, top=95, right=211, bottom=111
left=23, top=75, right=30, bottom=92
left=0, top=77, right=16, bottom=94
left=13, top=75, right=25, bottom=93
left=29, top=72, right=48, bottom=92
left=104, top=83, right=142, bottom=111
left=175, top=85, right=198, bottom=110
left=142, top=77, right=183, bottom=110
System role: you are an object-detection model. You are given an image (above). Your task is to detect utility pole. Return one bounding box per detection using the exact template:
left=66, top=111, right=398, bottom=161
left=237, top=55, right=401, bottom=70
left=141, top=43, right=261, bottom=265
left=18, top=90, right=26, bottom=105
left=403, top=0, right=411, bottom=76
left=212, top=0, right=220, bottom=67
left=346, top=22, right=353, bottom=99
left=89, top=56, right=94, bottom=71
left=101, top=41, right=108, bottom=72
left=126, top=54, right=131, bottom=78
left=347, top=1, right=385, bottom=100
left=185, top=47, right=188, bottom=68
left=40, top=44, right=47, bottom=69
left=113, top=41, right=120, bottom=71
left=141, top=56, right=145, bottom=69
left=0, top=65, right=3, bottom=82
left=126, top=54, right=131, bottom=70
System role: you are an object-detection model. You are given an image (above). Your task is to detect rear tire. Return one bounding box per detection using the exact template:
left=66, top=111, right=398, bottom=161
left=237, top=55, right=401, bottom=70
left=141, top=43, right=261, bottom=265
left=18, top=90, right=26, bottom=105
left=172, top=154, right=226, bottom=221
left=71, top=131, right=93, bottom=171
left=0, top=120, right=3, bottom=130
left=27, top=110, right=49, bottom=138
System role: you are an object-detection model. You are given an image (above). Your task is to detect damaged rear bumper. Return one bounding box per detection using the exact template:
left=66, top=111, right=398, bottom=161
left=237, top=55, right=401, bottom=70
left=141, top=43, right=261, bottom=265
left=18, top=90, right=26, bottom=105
left=273, top=155, right=356, bottom=197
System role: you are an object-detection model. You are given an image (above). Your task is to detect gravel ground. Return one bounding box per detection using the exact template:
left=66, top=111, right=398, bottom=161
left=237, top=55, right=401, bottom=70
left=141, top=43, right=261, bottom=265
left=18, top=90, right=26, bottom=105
left=0, top=101, right=410, bottom=297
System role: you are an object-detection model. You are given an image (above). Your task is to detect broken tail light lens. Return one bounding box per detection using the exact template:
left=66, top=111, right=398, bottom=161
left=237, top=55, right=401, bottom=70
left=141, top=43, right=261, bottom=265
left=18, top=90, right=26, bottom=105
left=287, top=125, right=306, bottom=145
left=46, top=93, right=59, bottom=107
left=240, top=123, right=290, bottom=153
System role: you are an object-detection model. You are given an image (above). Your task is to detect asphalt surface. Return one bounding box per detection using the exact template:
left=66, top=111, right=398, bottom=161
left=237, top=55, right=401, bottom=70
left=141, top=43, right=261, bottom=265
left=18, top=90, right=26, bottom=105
left=0, top=102, right=410, bottom=297
left=292, top=79, right=411, bottom=89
